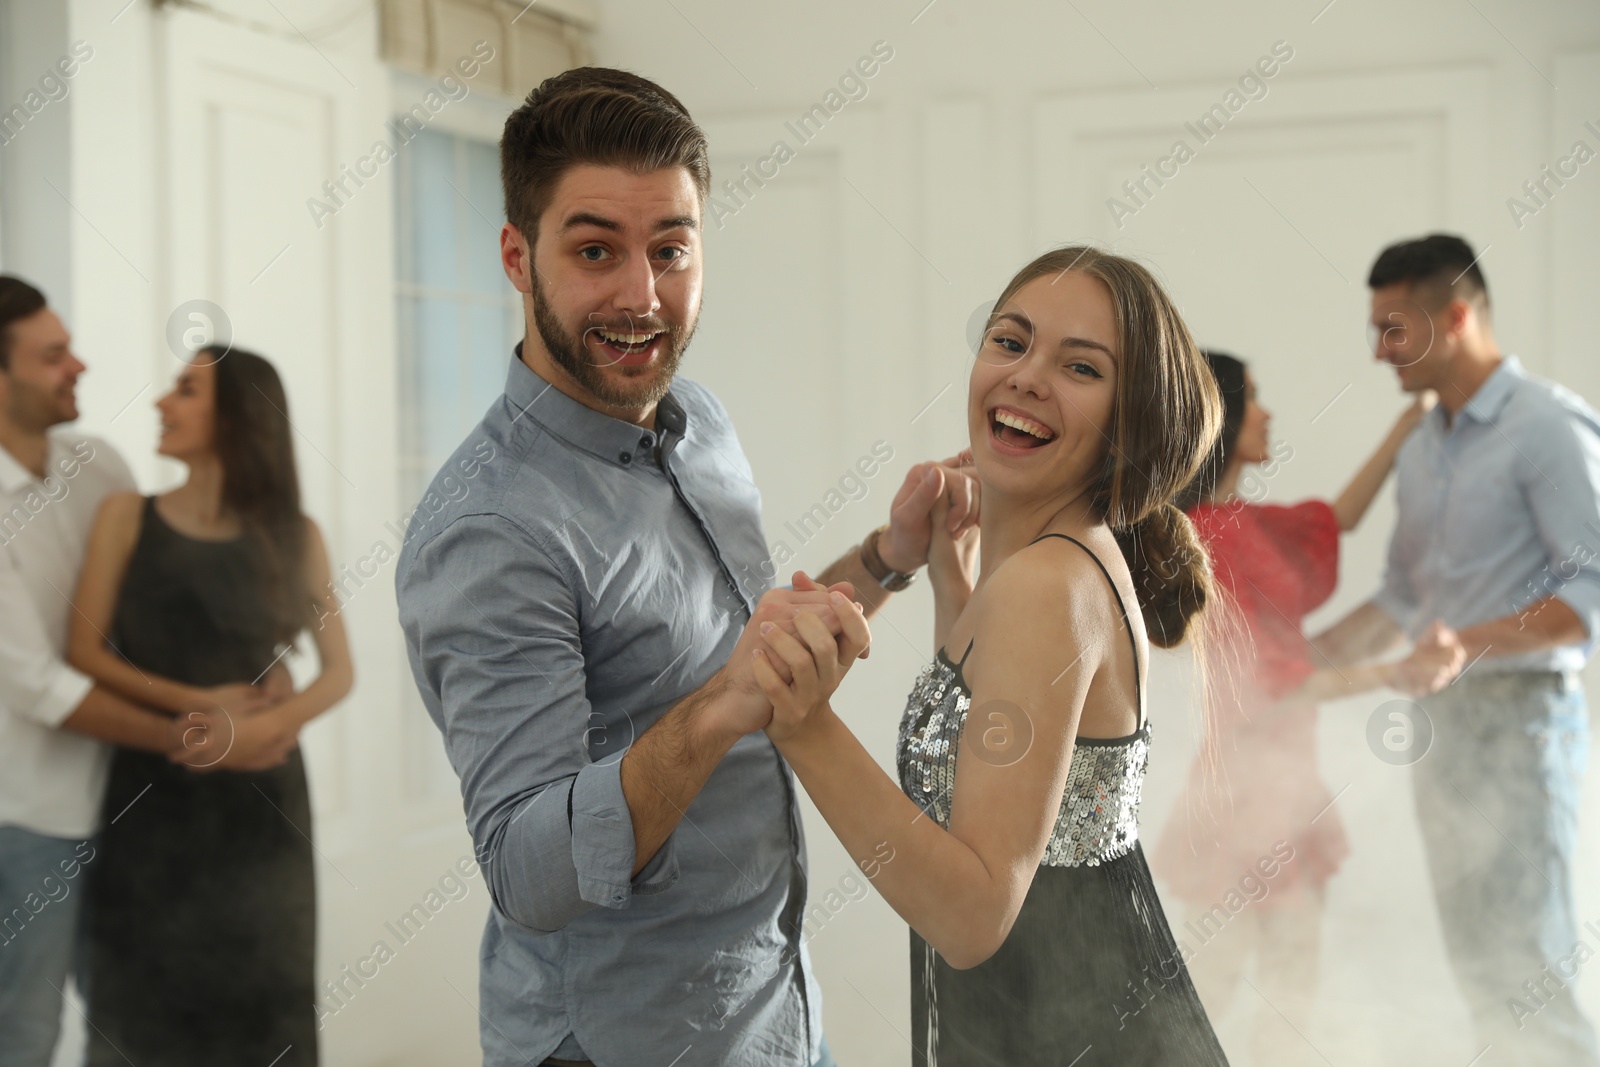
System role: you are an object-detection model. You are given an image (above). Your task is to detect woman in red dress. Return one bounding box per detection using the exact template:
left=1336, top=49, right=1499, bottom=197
left=1151, top=350, right=1430, bottom=1063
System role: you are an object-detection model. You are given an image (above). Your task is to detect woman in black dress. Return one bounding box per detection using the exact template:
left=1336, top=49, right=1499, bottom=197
left=67, top=345, right=353, bottom=1066
left=749, top=246, right=1230, bottom=1063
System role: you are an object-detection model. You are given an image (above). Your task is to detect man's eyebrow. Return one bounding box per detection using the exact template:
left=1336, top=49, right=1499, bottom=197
left=557, top=212, right=700, bottom=235
left=559, top=211, right=621, bottom=234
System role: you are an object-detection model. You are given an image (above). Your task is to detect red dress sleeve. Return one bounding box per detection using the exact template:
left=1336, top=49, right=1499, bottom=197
left=1188, top=500, right=1340, bottom=707
left=1250, top=500, right=1341, bottom=616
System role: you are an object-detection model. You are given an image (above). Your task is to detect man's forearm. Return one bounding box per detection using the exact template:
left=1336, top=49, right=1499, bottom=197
left=1309, top=600, right=1407, bottom=666
left=1282, top=661, right=1397, bottom=706
left=815, top=541, right=897, bottom=619
left=58, top=686, right=174, bottom=753
left=619, top=670, right=744, bottom=876
left=1460, top=596, right=1587, bottom=662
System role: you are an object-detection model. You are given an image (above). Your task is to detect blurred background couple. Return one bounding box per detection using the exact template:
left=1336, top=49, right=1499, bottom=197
left=0, top=274, right=351, bottom=1066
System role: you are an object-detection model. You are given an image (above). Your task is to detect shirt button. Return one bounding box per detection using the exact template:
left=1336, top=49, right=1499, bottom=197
left=640, top=435, right=651, bottom=448
left=612, top=892, right=625, bottom=902
left=620, top=452, right=631, bottom=463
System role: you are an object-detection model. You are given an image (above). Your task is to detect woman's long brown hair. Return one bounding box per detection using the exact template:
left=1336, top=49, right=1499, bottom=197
left=203, top=344, right=312, bottom=647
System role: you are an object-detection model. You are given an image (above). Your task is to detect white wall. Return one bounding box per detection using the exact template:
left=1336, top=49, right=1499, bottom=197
left=3, top=1, right=1599, bottom=1065
left=0, top=0, right=75, bottom=315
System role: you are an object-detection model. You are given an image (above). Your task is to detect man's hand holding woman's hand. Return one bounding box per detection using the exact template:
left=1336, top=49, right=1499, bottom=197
left=713, top=574, right=868, bottom=738
left=168, top=663, right=301, bottom=772
left=1389, top=619, right=1468, bottom=696
left=753, top=582, right=872, bottom=746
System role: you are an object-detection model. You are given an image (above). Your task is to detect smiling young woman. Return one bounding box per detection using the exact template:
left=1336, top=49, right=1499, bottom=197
left=750, top=245, right=1232, bottom=1064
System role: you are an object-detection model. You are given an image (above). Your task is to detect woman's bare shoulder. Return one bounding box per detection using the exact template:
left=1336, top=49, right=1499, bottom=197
left=963, top=534, right=1123, bottom=689
left=82, top=491, right=146, bottom=567
left=1002, top=530, right=1131, bottom=615
left=94, top=490, right=146, bottom=534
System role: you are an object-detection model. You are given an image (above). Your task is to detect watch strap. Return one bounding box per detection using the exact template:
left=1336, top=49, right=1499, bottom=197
left=861, top=524, right=917, bottom=591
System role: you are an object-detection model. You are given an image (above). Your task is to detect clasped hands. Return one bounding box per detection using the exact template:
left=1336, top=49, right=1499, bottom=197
left=745, top=571, right=872, bottom=743
left=1386, top=619, right=1469, bottom=696
left=167, top=663, right=300, bottom=772
left=719, top=450, right=982, bottom=743
left=713, top=570, right=872, bottom=744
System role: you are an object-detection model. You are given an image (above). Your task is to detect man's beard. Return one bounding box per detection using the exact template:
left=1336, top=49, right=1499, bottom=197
left=530, top=274, right=695, bottom=410
left=5, top=379, right=75, bottom=431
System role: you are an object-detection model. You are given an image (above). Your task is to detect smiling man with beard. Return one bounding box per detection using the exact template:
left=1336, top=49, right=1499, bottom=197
left=394, top=67, right=976, bottom=1067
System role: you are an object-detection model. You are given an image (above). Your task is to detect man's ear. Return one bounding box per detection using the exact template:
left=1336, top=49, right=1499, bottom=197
left=1441, top=296, right=1473, bottom=338
left=500, top=223, right=535, bottom=294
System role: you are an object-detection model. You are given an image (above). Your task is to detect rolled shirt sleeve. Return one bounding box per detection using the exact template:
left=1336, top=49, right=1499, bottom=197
left=398, top=513, right=678, bottom=935
left=0, top=551, right=93, bottom=727
left=1520, top=396, right=1600, bottom=644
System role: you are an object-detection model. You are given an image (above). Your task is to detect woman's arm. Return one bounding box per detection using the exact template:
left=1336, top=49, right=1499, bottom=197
left=927, top=489, right=979, bottom=655
left=67, top=493, right=194, bottom=712
left=770, top=705, right=1015, bottom=968
left=763, top=550, right=1102, bottom=969
left=1330, top=393, right=1434, bottom=531
left=1277, top=659, right=1397, bottom=706
left=184, top=517, right=354, bottom=771
left=1307, top=599, right=1407, bottom=667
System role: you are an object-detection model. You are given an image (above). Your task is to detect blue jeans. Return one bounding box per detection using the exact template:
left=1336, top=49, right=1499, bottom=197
left=1414, top=672, right=1600, bottom=1066
left=0, top=826, right=93, bottom=1067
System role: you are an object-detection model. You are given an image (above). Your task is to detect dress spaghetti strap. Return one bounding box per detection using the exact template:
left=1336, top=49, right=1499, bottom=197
left=1027, top=532, right=1145, bottom=731
left=953, top=636, right=975, bottom=669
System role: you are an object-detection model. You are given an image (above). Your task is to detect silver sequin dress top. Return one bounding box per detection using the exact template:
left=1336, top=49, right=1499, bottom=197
left=895, top=646, right=1149, bottom=868
left=896, top=533, right=1230, bottom=1066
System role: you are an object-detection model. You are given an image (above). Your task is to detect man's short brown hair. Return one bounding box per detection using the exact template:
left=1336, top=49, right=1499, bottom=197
left=500, top=67, right=710, bottom=244
left=1368, top=232, right=1490, bottom=316
left=0, top=275, right=46, bottom=372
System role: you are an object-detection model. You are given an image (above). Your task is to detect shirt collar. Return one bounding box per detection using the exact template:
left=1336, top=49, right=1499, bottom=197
left=0, top=438, right=41, bottom=494
left=1456, top=354, right=1523, bottom=425
left=503, top=343, right=686, bottom=468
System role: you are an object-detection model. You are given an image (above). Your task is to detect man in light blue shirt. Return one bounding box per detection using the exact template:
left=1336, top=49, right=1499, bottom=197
left=394, top=68, right=974, bottom=1067
left=1317, top=234, right=1600, bottom=1065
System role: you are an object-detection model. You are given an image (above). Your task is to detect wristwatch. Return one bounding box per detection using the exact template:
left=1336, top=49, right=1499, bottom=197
left=860, top=524, right=918, bottom=591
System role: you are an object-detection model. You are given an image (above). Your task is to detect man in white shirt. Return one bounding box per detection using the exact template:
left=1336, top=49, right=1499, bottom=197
left=0, top=275, right=185, bottom=1066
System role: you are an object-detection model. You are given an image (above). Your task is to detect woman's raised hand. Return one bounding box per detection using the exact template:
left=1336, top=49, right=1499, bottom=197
left=878, top=449, right=980, bottom=573
left=1401, top=389, right=1437, bottom=430
left=754, top=584, right=872, bottom=745
left=927, top=479, right=981, bottom=605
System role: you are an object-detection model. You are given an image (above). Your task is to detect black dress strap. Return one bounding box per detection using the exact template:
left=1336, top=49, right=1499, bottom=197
left=1027, top=532, right=1144, bottom=730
